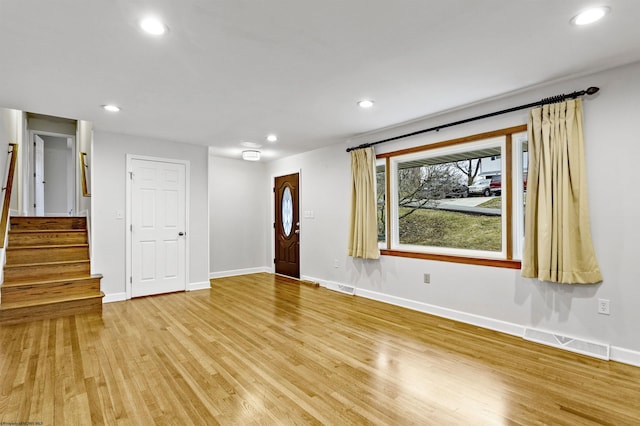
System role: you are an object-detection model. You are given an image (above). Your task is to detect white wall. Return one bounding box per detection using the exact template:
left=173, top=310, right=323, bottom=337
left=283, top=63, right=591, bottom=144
left=209, top=154, right=268, bottom=276
left=262, top=61, right=640, bottom=365
left=92, top=132, right=210, bottom=300
left=0, top=109, right=11, bottom=182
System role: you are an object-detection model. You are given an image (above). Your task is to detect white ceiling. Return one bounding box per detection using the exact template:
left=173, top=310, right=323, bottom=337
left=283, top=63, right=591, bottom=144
left=2, top=1, right=640, bottom=161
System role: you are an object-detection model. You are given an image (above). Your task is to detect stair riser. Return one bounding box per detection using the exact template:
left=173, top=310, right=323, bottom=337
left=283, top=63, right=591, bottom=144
left=10, top=217, right=87, bottom=230
left=4, top=262, right=91, bottom=283
left=0, top=297, right=103, bottom=325
left=6, top=246, right=89, bottom=264
left=8, top=232, right=87, bottom=246
left=1, top=278, right=101, bottom=304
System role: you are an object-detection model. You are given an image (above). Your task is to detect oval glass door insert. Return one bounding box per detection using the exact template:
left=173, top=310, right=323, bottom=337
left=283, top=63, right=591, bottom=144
left=282, top=186, right=293, bottom=237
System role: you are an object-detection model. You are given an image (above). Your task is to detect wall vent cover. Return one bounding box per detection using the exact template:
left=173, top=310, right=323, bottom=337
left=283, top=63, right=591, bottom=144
left=523, top=328, right=610, bottom=360
left=334, top=284, right=356, bottom=295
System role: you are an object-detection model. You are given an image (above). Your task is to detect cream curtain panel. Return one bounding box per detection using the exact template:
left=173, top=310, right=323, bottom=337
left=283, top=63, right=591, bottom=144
left=348, top=147, right=380, bottom=259
left=522, top=99, right=602, bottom=284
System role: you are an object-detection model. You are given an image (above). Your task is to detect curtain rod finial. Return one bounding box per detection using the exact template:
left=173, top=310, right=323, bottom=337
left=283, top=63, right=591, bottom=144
left=586, top=86, right=600, bottom=95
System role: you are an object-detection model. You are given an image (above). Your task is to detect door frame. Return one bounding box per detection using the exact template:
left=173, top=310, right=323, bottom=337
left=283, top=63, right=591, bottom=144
left=28, top=130, right=77, bottom=216
left=271, top=169, right=302, bottom=277
left=125, top=154, right=191, bottom=300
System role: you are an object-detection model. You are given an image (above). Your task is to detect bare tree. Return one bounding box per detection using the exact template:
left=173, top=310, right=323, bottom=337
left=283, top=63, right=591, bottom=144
left=455, top=158, right=482, bottom=186
left=397, top=164, right=459, bottom=219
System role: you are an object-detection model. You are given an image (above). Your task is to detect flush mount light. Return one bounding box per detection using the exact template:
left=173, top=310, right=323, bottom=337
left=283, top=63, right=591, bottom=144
left=242, top=150, right=261, bottom=161
left=571, top=6, right=610, bottom=26
left=357, top=99, right=374, bottom=108
left=101, top=104, right=121, bottom=112
left=266, top=134, right=278, bottom=142
left=139, top=17, right=168, bottom=35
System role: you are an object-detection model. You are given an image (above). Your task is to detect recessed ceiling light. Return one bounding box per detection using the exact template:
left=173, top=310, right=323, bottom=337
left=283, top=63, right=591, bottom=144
left=140, top=17, right=168, bottom=35
left=571, top=6, right=610, bottom=26
left=357, top=100, right=375, bottom=108
left=242, top=150, right=261, bottom=161
left=266, top=134, right=278, bottom=142
left=102, top=104, right=121, bottom=112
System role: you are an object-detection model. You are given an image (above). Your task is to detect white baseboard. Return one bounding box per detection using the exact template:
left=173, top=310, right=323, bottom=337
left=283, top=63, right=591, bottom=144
left=188, top=281, right=211, bottom=291
left=610, top=346, right=640, bottom=366
left=355, top=287, right=524, bottom=337
left=301, top=275, right=356, bottom=294
left=210, top=267, right=270, bottom=279
left=103, top=292, right=127, bottom=303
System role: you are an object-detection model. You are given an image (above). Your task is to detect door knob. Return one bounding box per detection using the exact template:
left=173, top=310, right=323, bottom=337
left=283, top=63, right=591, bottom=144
left=294, top=230, right=300, bottom=234
left=178, top=232, right=185, bottom=236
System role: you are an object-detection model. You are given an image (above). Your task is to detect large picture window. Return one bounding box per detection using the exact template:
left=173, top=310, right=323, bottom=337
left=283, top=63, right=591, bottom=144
left=378, top=126, right=527, bottom=268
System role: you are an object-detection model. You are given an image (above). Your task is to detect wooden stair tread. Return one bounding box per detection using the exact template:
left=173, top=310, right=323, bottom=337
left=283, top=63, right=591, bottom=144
left=0, top=291, right=104, bottom=310
left=9, top=229, right=86, bottom=233
left=7, top=243, right=89, bottom=250
left=1, top=274, right=103, bottom=288
left=2, top=216, right=101, bottom=324
left=4, top=259, right=90, bottom=269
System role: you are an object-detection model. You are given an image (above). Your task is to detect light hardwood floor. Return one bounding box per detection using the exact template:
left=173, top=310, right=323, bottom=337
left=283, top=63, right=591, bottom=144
left=1, top=272, right=639, bottom=425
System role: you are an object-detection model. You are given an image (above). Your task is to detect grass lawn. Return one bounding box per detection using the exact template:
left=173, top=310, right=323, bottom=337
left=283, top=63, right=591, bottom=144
left=399, top=207, right=502, bottom=251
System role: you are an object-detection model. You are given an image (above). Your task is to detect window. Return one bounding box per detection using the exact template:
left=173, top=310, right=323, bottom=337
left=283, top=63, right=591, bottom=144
left=376, top=161, right=387, bottom=246
left=377, top=126, right=527, bottom=268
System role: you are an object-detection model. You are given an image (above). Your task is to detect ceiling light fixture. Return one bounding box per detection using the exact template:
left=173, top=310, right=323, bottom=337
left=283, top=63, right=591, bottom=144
left=102, top=104, right=121, bottom=112
left=242, top=150, right=261, bottom=161
left=140, top=17, right=168, bottom=35
left=571, top=6, right=610, bottom=26
left=266, top=134, right=278, bottom=142
left=357, top=99, right=374, bottom=108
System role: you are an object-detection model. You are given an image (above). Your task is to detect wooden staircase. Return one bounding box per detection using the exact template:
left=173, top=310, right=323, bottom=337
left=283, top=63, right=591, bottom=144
left=0, top=216, right=104, bottom=324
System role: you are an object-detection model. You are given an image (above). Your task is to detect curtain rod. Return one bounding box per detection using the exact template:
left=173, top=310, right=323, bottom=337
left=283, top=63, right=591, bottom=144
left=345, top=86, right=600, bottom=153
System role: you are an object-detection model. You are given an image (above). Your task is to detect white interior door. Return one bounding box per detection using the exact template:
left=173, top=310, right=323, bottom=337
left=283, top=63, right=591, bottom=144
left=131, top=158, right=187, bottom=297
left=34, top=134, right=45, bottom=216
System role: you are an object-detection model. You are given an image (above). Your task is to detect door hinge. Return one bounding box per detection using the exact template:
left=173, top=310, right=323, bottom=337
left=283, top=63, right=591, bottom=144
left=130, top=276, right=132, bottom=284
left=273, top=222, right=275, bottom=228
left=273, top=187, right=275, bottom=193
left=129, top=171, right=134, bottom=180
left=273, top=258, right=276, bottom=264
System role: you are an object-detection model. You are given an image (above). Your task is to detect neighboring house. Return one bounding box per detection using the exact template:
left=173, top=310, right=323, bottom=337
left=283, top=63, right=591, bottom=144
left=1, top=61, right=639, bottom=366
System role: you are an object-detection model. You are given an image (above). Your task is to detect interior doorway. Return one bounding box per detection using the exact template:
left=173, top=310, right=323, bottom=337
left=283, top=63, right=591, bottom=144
left=274, top=173, right=300, bottom=278
left=31, top=131, right=76, bottom=216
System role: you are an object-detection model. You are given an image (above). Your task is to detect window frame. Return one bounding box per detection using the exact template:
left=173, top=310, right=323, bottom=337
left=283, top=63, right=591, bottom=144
left=376, top=125, right=527, bottom=269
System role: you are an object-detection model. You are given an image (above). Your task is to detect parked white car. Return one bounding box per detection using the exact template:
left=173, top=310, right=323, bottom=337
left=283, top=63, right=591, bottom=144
left=468, top=178, right=491, bottom=196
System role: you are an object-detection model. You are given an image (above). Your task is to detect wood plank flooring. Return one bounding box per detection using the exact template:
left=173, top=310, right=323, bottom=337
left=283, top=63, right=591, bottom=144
left=1, top=272, right=639, bottom=425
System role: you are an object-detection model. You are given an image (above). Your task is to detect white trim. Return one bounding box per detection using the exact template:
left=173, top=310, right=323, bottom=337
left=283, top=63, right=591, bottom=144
left=303, top=275, right=523, bottom=337
left=610, top=346, right=640, bottom=367
left=388, top=136, right=508, bottom=259
left=103, top=292, right=127, bottom=303
left=303, top=275, right=640, bottom=367
left=187, top=281, right=211, bottom=291
left=28, top=130, right=77, bottom=216
left=125, top=154, right=190, bottom=300
left=356, top=287, right=524, bottom=337
left=210, top=267, right=270, bottom=279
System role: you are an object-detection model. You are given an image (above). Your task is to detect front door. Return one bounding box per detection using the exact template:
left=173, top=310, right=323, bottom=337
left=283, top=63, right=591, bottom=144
left=130, top=158, right=187, bottom=297
left=274, top=173, right=300, bottom=278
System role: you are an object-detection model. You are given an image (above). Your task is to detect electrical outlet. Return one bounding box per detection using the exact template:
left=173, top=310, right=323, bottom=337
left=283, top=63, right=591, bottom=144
left=423, top=273, right=430, bottom=284
left=598, top=299, right=610, bottom=315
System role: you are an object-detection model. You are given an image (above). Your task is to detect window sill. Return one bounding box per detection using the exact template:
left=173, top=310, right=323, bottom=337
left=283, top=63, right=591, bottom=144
left=380, top=249, right=522, bottom=269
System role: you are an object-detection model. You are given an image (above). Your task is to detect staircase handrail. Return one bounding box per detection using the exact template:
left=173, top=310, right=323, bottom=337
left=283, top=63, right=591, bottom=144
left=1, top=143, right=19, bottom=248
